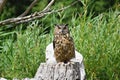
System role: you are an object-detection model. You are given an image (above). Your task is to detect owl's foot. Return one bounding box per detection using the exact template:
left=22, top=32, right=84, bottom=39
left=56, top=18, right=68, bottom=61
left=67, top=61, right=74, bottom=65
left=57, top=62, right=64, bottom=65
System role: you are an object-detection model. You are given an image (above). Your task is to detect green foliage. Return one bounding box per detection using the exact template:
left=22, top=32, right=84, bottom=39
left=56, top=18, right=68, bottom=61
left=0, top=22, right=48, bottom=79
left=0, top=0, right=120, bottom=79
left=86, top=0, right=119, bottom=16
left=32, top=0, right=48, bottom=12
left=71, top=12, right=120, bottom=80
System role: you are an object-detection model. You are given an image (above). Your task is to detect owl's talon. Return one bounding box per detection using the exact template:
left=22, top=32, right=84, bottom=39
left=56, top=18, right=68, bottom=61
left=67, top=62, right=70, bottom=65
left=58, top=62, right=61, bottom=64
left=57, top=62, right=63, bottom=66
left=68, top=61, right=75, bottom=65
left=71, top=62, right=75, bottom=65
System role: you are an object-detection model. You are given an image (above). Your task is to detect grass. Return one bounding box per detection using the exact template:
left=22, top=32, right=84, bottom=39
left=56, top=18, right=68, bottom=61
left=0, top=9, right=120, bottom=80
left=71, top=13, right=120, bottom=80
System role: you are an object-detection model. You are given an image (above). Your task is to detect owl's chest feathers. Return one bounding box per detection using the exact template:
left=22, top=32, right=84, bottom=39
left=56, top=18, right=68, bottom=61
left=54, top=34, right=74, bottom=51
left=54, top=34, right=75, bottom=62
left=55, top=35, right=71, bottom=45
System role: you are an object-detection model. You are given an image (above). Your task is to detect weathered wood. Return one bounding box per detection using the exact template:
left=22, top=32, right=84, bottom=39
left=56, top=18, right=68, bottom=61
left=0, top=1, right=79, bottom=26
left=34, top=62, right=81, bottom=80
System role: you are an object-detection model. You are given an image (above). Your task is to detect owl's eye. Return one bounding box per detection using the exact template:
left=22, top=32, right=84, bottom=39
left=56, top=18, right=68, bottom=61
left=63, top=26, right=67, bottom=29
left=65, top=24, right=68, bottom=26
left=57, top=26, right=61, bottom=29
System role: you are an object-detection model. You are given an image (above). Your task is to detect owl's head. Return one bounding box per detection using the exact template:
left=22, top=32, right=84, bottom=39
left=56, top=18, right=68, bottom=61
left=54, top=24, right=70, bottom=35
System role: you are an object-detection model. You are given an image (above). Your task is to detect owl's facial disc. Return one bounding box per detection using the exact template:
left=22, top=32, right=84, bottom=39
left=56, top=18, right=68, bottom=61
left=59, top=28, right=67, bottom=35
left=54, top=24, right=69, bottom=35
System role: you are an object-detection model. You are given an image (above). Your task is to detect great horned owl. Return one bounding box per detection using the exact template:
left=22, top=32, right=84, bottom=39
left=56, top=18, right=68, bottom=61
left=53, top=24, right=75, bottom=63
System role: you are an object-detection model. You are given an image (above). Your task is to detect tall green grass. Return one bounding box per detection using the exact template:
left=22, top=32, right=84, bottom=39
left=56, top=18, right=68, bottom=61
left=0, top=10, right=120, bottom=80
left=0, top=22, right=50, bottom=79
left=71, top=12, right=120, bottom=80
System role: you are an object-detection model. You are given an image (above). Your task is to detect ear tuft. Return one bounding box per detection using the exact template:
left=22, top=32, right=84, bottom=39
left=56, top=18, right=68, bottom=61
left=65, top=24, right=68, bottom=26
left=54, top=24, right=58, bottom=27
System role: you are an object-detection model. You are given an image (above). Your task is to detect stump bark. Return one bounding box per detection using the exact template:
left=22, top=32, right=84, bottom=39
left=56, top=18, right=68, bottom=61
left=34, top=62, right=81, bottom=80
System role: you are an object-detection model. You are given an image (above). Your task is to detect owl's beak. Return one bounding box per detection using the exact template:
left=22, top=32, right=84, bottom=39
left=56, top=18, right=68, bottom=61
left=58, top=29, right=65, bottom=35
left=62, top=30, right=64, bottom=34
left=62, top=30, right=66, bottom=35
left=59, top=30, right=63, bottom=34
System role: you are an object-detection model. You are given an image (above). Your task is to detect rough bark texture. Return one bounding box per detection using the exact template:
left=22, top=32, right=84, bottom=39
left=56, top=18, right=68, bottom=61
left=35, top=62, right=81, bottom=80
left=0, top=1, right=79, bottom=26
left=0, top=62, right=81, bottom=80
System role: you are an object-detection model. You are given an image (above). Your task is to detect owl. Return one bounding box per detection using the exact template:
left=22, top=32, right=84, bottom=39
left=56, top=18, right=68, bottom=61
left=53, top=24, right=75, bottom=63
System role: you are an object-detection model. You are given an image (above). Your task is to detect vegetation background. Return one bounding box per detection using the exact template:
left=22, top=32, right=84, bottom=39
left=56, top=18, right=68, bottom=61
left=0, top=0, right=120, bottom=79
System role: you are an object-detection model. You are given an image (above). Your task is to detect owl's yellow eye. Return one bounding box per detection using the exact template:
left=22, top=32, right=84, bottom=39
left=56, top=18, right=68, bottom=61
left=63, top=26, right=67, bottom=29
left=57, top=26, right=61, bottom=29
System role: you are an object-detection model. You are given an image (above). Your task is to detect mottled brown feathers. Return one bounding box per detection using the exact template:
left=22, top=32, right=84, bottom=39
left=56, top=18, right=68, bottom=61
left=53, top=24, right=75, bottom=63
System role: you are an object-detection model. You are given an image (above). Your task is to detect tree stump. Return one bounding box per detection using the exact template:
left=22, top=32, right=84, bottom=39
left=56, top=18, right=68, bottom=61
left=34, top=62, right=81, bottom=80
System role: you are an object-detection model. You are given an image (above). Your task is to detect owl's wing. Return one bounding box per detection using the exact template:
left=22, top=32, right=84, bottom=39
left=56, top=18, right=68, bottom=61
left=69, top=36, right=73, bottom=41
left=69, top=36, right=74, bottom=44
left=53, top=38, right=55, bottom=49
left=69, top=36, right=75, bottom=50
